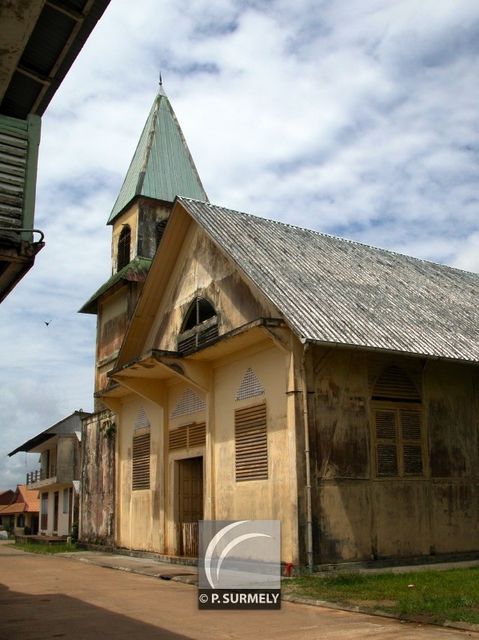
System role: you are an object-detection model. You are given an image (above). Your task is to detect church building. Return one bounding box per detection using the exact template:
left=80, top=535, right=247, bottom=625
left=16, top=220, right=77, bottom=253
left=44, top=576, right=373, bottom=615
left=79, top=83, right=479, bottom=568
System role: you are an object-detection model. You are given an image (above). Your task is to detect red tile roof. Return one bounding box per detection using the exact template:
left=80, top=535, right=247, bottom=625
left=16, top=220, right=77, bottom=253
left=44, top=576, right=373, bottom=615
left=0, top=485, right=39, bottom=514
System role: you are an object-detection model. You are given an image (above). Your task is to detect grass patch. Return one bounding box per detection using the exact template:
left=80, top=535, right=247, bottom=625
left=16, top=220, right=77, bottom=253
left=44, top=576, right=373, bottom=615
left=12, top=541, right=80, bottom=555
left=283, top=568, right=479, bottom=625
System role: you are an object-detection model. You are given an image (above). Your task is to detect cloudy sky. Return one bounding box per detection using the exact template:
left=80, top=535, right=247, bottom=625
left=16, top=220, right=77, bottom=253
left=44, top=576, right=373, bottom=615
left=1, top=0, right=478, bottom=488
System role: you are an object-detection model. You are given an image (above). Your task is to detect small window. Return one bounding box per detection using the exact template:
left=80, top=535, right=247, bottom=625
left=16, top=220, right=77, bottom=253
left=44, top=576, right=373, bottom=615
left=117, top=225, right=131, bottom=270
left=17, top=514, right=25, bottom=528
left=62, top=488, right=69, bottom=514
left=132, top=431, right=150, bottom=490
left=156, top=219, right=168, bottom=247
left=235, top=404, right=268, bottom=481
left=371, top=366, right=424, bottom=478
left=41, top=493, right=48, bottom=530
left=177, top=297, right=218, bottom=354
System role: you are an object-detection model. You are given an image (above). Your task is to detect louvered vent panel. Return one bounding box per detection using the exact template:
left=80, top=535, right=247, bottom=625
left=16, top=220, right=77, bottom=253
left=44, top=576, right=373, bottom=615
left=375, top=410, right=396, bottom=439
left=178, top=334, right=197, bottom=354
left=169, top=428, right=187, bottom=450
left=132, top=432, right=150, bottom=490
left=236, top=367, right=265, bottom=401
left=376, top=444, right=398, bottom=476
left=400, top=409, right=421, bottom=440
left=197, top=323, right=218, bottom=346
left=169, top=423, right=206, bottom=450
left=0, top=122, right=27, bottom=227
left=188, top=423, right=206, bottom=447
left=372, top=366, right=420, bottom=401
left=235, top=404, right=268, bottom=481
left=403, top=444, right=423, bottom=474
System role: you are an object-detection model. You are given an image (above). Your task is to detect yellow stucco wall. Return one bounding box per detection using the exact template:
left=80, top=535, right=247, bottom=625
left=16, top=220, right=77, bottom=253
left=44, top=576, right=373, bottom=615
left=212, top=344, right=298, bottom=562
left=116, top=394, right=165, bottom=551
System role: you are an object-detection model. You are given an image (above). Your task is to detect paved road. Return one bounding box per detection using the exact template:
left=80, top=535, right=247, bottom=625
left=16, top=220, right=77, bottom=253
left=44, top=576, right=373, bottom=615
left=0, top=544, right=476, bottom=640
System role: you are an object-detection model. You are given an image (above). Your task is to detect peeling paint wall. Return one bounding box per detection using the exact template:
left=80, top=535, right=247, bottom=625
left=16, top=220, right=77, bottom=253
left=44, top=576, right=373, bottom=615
left=145, top=224, right=279, bottom=352
left=309, top=346, right=479, bottom=563
left=80, top=410, right=116, bottom=545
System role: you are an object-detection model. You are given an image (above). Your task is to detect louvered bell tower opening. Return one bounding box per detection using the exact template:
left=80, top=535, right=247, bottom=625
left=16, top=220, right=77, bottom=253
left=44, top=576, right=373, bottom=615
left=371, top=366, right=424, bottom=478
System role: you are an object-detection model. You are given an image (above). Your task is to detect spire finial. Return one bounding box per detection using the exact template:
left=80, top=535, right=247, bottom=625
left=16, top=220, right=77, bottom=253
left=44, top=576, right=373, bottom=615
left=158, top=71, right=166, bottom=96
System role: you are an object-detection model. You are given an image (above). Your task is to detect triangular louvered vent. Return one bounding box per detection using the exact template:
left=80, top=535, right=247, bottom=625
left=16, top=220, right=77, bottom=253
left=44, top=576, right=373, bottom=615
left=236, top=368, right=265, bottom=401
left=170, top=388, right=206, bottom=419
left=372, top=366, right=420, bottom=401
left=135, top=406, right=150, bottom=430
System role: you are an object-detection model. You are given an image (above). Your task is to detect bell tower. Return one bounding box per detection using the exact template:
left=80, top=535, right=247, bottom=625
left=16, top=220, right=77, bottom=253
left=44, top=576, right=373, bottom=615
left=80, top=81, right=207, bottom=397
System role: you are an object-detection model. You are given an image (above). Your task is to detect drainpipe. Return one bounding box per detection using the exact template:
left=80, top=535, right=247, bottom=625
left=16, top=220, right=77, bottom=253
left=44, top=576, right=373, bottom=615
left=301, top=343, right=314, bottom=573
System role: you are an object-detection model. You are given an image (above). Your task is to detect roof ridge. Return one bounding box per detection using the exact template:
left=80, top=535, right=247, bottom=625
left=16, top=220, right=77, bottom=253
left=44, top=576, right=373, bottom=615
left=178, top=198, right=479, bottom=279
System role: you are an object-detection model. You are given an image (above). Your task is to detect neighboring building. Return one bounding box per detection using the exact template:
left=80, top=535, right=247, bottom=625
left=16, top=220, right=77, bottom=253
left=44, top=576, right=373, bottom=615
left=78, top=82, right=207, bottom=545
left=8, top=411, right=90, bottom=537
left=0, top=0, right=110, bottom=301
left=80, top=86, right=479, bottom=567
left=0, top=489, right=15, bottom=530
left=0, top=484, right=39, bottom=535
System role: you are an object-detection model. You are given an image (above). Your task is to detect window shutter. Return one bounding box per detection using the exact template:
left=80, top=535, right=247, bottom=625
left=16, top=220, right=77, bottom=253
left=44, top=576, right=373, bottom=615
left=235, top=404, right=268, bottom=481
left=373, top=406, right=424, bottom=477
left=374, top=409, right=398, bottom=476
left=132, top=432, right=150, bottom=490
left=188, top=423, right=206, bottom=447
left=169, top=423, right=206, bottom=450
left=376, top=444, right=398, bottom=476
left=400, top=409, right=423, bottom=475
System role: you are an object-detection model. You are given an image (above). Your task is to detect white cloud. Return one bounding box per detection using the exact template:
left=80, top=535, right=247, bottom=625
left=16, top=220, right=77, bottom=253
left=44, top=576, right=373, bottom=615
left=2, top=0, right=478, bottom=486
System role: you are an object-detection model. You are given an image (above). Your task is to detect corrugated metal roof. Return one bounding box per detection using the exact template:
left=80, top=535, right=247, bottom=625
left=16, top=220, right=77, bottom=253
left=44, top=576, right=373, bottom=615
left=178, top=198, right=479, bottom=364
left=107, top=89, right=207, bottom=224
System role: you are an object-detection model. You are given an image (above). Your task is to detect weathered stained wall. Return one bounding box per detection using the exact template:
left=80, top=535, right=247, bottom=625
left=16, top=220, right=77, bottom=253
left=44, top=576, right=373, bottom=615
left=80, top=410, right=116, bottom=545
left=57, top=436, right=79, bottom=484
left=110, top=198, right=170, bottom=271
left=212, top=344, right=299, bottom=563
left=116, top=397, right=165, bottom=551
left=145, top=223, right=279, bottom=352
left=309, top=346, right=479, bottom=563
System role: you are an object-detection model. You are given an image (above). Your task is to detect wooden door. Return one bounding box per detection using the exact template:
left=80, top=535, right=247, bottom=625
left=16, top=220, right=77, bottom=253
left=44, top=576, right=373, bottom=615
left=178, top=457, right=203, bottom=556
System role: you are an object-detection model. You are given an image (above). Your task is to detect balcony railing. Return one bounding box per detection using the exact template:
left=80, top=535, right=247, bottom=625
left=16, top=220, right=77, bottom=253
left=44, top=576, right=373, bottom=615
left=26, top=466, right=56, bottom=485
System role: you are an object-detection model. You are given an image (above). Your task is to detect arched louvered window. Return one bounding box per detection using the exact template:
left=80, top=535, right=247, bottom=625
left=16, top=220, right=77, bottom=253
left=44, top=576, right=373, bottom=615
left=371, top=366, right=424, bottom=478
left=117, top=225, right=131, bottom=271
left=177, top=297, right=218, bottom=354
left=156, top=219, right=168, bottom=247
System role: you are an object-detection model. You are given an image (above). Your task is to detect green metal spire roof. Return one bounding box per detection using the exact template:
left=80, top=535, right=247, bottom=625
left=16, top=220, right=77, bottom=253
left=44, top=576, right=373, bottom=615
left=107, top=86, right=207, bottom=224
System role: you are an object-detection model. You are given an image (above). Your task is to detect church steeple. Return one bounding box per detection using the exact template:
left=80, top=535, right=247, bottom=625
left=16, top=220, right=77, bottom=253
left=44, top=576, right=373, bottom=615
left=108, top=85, right=207, bottom=225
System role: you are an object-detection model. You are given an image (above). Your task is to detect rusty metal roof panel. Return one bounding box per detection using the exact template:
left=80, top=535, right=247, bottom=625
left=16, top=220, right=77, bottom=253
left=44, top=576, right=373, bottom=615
left=108, top=91, right=207, bottom=224
left=178, top=198, right=479, bottom=364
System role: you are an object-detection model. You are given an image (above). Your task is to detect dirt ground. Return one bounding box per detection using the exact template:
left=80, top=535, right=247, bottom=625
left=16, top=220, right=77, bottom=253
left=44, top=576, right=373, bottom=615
left=0, top=543, right=477, bottom=640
